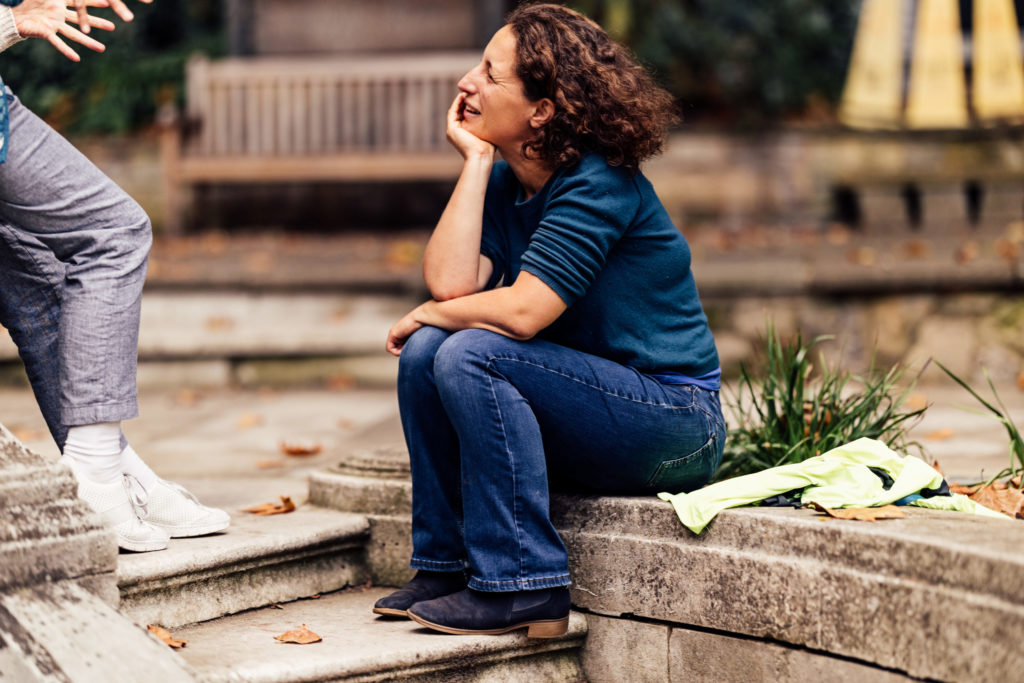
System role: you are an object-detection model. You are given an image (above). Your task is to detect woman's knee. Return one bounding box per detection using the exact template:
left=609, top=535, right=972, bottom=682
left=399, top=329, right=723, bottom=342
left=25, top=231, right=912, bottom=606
left=433, top=329, right=516, bottom=381
left=398, top=326, right=452, bottom=381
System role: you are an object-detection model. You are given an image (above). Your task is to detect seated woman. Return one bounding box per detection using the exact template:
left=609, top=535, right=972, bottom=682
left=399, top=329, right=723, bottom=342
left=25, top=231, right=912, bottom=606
left=378, top=3, right=724, bottom=638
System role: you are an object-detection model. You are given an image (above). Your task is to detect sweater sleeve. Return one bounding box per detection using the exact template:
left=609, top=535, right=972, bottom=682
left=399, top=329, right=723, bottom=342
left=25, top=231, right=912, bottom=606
left=0, top=4, right=24, bottom=54
left=520, top=162, right=640, bottom=305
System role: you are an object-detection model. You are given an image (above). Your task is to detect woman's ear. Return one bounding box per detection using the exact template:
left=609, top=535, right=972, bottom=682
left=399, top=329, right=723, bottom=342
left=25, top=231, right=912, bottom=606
left=529, top=98, right=555, bottom=129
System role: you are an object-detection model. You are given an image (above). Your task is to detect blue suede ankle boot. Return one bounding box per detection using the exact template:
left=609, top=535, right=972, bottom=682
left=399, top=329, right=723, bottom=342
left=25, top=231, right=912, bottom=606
left=372, top=570, right=468, bottom=617
left=407, top=587, right=570, bottom=638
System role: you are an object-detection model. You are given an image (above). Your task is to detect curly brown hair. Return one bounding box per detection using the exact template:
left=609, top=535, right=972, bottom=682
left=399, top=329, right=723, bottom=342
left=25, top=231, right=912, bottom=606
left=506, top=3, right=678, bottom=171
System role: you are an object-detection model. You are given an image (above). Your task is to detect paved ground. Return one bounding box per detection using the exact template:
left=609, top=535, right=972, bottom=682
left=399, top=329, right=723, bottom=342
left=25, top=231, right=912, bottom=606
left=3, top=378, right=1023, bottom=510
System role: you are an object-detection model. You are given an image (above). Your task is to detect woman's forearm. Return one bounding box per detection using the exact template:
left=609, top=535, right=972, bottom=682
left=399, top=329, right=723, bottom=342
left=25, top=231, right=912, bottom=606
left=422, top=150, right=494, bottom=300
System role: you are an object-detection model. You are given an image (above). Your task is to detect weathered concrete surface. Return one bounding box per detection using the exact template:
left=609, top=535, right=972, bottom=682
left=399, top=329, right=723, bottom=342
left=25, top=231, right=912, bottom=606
left=580, top=615, right=671, bottom=683
left=1, top=424, right=195, bottom=681
left=553, top=496, right=1024, bottom=683
left=0, top=582, right=196, bottom=682
left=176, top=586, right=587, bottom=683
left=118, top=506, right=371, bottom=629
left=668, top=626, right=913, bottom=682
left=0, top=424, right=116, bottom=599
left=310, top=450, right=415, bottom=588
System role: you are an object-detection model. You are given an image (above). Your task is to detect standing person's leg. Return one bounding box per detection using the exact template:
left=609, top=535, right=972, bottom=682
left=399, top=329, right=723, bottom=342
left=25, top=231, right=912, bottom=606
left=407, top=329, right=724, bottom=636
left=0, top=88, right=227, bottom=549
left=0, top=224, right=66, bottom=447
left=373, top=326, right=469, bottom=616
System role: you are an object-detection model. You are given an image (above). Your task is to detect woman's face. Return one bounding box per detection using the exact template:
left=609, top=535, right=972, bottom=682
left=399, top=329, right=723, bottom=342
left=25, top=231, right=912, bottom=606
left=457, top=25, right=546, bottom=151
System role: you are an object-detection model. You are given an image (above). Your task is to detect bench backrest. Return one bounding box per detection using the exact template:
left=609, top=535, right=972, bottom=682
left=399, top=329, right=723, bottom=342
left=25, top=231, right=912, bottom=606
left=184, top=52, right=479, bottom=157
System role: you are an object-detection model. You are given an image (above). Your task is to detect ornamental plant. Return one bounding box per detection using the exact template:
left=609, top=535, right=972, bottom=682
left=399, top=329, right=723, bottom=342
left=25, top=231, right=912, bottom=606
left=715, top=324, right=926, bottom=482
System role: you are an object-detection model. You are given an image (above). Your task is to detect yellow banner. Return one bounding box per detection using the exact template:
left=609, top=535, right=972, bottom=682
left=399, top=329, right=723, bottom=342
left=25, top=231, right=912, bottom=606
left=973, top=0, right=1024, bottom=123
left=839, top=0, right=905, bottom=129
left=906, top=0, right=969, bottom=129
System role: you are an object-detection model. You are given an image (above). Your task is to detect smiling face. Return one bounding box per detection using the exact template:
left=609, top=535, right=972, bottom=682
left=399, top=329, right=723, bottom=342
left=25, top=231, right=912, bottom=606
left=457, top=25, right=552, bottom=154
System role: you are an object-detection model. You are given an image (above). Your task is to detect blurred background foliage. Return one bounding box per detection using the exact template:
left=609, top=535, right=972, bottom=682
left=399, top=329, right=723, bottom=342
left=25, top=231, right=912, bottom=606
left=571, top=0, right=860, bottom=126
left=0, top=0, right=223, bottom=134
left=0, top=0, right=860, bottom=133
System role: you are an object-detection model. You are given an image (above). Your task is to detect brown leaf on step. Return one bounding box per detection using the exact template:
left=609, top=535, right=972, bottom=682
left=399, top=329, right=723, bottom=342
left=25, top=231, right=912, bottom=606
left=255, top=459, right=286, bottom=469
left=205, top=316, right=235, bottom=331
left=279, top=440, right=323, bottom=457
left=965, top=483, right=1024, bottom=518
left=954, top=241, right=979, bottom=265
left=948, top=482, right=980, bottom=495
left=174, top=389, right=202, bottom=408
left=995, top=238, right=1021, bottom=263
left=846, top=246, right=876, bottom=266
left=905, top=392, right=929, bottom=411
left=325, top=373, right=355, bottom=391
left=931, top=459, right=945, bottom=477
left=236, top=413, right=264, bottom=430
left=387, top=240, right=424, bottom=268
left=924, top=427, right=955, bottom=441
left=310, top=594, right=321, bottom=599
left=274, top=624, right=322, bottom=644
left=901, top=239, right=930, bottom=260
left=148, top=625, right=187, bottom=649
left=1017, top=371, right=1024, bottom=392
left=241, top=496, right=296, bottom=516
left=808, top=502, right=905, bottom=521
left=11, top=428, right=44, bottom=443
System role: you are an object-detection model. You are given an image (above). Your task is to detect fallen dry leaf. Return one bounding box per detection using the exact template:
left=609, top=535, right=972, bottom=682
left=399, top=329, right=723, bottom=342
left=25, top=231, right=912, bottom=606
left=241, top=496, right=296, bottom=516
left=905, top=392, right=929, bottom=411
left=954, top=241, right=979, bottom=265
left=274, top=624, right=321, bottom=644
left=965, top=483, right=1024, bottom=518
left=325, top=373, right=355, bottom=391
left=174, top=389, right=202, bottom=408
left=148, top=625, right=187, bottom=649
left=846, top=246, right=876, bottom=266
left=901, top=239, right=931, bottom=259
left=236, top=413, right=264, bottom=430
left=279, top=440, right=323, bottom=457
left=255, top=459, right=286, bottom=469
left=808, top=502, right=905, bottom=521
left=1017, top=371, right=1024, bottom=392
left=205, top=316, right=235, bottom=331
left=924, top=428, right=955, bottom=441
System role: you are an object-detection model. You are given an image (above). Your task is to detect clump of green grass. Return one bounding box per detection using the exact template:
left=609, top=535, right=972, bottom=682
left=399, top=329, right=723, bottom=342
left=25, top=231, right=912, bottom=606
left=935, top=361, right=1024, bottom=488
left=715, top=325, right=926, bottom=482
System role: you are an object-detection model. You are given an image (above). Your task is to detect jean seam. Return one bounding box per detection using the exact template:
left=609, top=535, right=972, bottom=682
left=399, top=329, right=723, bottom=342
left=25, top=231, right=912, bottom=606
left=484, top=361, right=527, bottom=583
left=490, top=355, right=696, bottom=409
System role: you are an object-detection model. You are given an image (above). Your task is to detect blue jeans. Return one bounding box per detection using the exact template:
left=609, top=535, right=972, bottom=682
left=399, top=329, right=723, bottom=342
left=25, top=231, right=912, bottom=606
left=0, top=88, right=151, bottom=449
left=398, top=326, right=725, bottom=592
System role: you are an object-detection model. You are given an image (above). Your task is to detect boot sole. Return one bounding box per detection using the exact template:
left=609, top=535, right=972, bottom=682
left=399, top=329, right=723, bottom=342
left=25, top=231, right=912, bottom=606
left=372, top=607, right=409, bottom=617
left=408, top=612, right=569, bottom=638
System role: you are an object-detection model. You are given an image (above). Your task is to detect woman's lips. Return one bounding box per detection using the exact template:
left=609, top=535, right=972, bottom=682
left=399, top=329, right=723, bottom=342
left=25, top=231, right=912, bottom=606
left=464, top=104, right=481, bottom=116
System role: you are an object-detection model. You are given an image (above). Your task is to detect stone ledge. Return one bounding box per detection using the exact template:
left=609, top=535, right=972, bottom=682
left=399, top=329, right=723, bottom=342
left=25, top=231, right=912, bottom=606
left=118, top=506, right=372, bottom=629
left=310, top=464, right=1024, bottom=682
left=553, top=496, right=1023, bottom=683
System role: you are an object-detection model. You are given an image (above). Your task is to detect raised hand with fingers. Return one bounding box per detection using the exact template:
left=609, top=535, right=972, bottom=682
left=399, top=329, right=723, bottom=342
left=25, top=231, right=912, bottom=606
left=11, top=0, right=115, bottom=61
left=70, top=0, right=151, bottom=32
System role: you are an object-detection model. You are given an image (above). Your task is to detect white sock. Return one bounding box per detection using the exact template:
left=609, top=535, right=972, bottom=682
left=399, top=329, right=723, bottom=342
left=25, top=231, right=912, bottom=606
left=119, top=442, right=159, bottom=494
left=63, top=422, right=123, bottom=485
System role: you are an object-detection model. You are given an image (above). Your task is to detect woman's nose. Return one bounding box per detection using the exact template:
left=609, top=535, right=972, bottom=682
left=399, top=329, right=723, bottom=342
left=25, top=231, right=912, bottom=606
left=457, top=65, right=482, bottom=93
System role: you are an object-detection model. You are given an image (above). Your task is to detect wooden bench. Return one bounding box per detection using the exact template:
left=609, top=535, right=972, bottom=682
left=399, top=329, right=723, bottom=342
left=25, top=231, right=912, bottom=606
left=160, top=52, right=478, bottom=233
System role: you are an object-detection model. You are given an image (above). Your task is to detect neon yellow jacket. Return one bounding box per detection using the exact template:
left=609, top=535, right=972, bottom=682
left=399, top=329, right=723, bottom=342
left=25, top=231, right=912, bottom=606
left=658, top=437, right=1006, bottom=534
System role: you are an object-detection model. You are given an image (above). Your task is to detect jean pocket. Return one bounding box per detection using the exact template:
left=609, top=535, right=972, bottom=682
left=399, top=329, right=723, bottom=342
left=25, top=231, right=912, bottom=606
left=645, top=430, right=722, bottom=493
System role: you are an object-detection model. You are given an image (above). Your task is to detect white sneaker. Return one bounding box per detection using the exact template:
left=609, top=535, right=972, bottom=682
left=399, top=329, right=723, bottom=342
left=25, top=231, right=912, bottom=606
left=58, top=457, right=169, bottom=553
left=130, top=478, right=231, bottom=538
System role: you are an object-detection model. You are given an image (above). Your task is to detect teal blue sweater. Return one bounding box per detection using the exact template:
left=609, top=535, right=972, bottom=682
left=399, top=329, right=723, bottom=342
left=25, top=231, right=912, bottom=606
left=480, top=153, right=719, bottom=377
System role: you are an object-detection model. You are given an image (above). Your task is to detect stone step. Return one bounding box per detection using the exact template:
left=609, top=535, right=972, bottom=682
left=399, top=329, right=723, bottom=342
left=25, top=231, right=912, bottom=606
left=117, top=505, right=372, bottom=630
left=174, top=586, right=588, bottom=683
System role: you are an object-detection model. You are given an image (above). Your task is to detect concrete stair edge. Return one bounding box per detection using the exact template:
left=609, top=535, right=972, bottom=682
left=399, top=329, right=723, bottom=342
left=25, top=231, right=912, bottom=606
left=175, top=587, right=587, bottom=683
left=117, top=506, right=373, bottom=630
